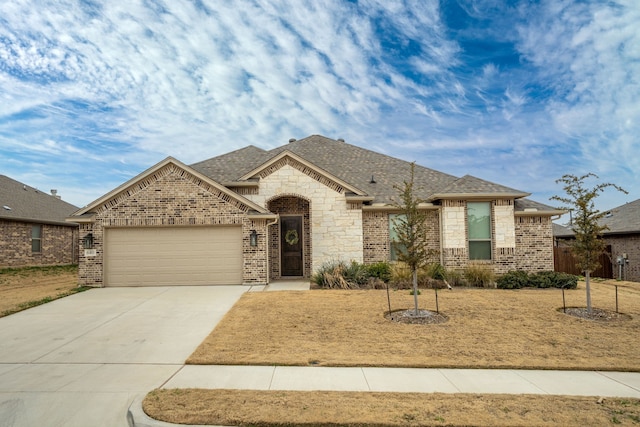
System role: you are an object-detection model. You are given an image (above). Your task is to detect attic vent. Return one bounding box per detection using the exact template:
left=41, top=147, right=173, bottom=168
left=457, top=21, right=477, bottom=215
left=605, top=211, right=613, bottom=218
left=288, top=138, right=296, bottom=143
left=337, top=138, right=345, bottom=142
left=2, top=205, right=11, bottom=210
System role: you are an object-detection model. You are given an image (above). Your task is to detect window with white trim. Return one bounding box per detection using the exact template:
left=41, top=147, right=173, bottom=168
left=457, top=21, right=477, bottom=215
left=32, top=225, right=42, bottom=253
left=389, top=214, right=407, bottom=261
left=467, top=202, right=491, bottom=260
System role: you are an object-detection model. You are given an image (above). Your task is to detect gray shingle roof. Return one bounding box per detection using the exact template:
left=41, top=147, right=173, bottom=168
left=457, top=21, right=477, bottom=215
left=433, top=175, right=529, bottom=198
left=600, top=198, right=640, bottom=234
left=0, top=175, right=79, bottom=226
left=552, top=198, right=640, bottom=237
left=191, top=134, right=556, bottom=211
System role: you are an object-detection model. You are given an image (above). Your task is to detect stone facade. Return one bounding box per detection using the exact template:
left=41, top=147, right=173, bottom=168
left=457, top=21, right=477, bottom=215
left=245, top=162, right=363, bottom=274
left=0, top=219, right=78, bottom=268
left=78, top=164, right=268, bottom=286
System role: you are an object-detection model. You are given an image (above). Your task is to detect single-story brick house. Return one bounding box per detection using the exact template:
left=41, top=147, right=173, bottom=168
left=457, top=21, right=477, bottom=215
left=0, top=175, right=79, bottom=268
left=69, top=135, right=563, bottom=287
left=554, top=198, right=640, bottom=282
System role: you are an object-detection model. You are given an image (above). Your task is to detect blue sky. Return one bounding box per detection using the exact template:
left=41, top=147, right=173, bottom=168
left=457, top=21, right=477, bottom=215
left=1, top=0, right=638, bottom=219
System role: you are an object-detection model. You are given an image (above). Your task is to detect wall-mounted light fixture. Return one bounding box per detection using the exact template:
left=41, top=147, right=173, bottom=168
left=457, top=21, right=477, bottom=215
left=83, top=233, right=94, bottom=249
left=250, top=229, right=258, bottom=247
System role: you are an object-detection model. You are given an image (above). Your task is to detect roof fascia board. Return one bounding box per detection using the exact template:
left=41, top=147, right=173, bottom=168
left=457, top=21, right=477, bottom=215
left=362, top=203, right=438, bottom=211
left=73, top=157, right=270, bottom=216
left=515, top=209, right=566, bottom=217
left=0, top=216, right=77, bottom=227
left=430, top=192, right=530, bottom=200
left=239, top=150, right=367, bottom=196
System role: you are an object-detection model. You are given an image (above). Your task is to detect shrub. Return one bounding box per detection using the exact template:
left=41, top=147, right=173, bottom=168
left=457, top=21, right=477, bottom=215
left=532, top=271, right=578, bottom=289
left=343, top=261, right=370, bottom=287
left=496, top=270, right=530, bottom=289
left=445, top=269, right=466, bottom=287
left=464, top=263, right=495, bottom=288
left=496, top=270, right=579, bottom=290
left=312, top=260, right=352, bottom=289
left=366, top=262, right=392, bottom=283
left=424, top=263, right=446, bottom=280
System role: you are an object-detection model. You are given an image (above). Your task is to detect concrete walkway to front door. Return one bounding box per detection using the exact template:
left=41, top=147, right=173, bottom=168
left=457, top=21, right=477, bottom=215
left=0, top=286, right=247, bottom=427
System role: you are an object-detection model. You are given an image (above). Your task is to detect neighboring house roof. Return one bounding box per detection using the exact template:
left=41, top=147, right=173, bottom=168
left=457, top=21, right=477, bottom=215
left=553, top=198, right=640, bottom=237
left=599, top=198, right=640, bottom=235
left=552, top=223, right=574, bottom=237
left=0, top=175, right=78, bottom=226
left=192, top=134, right=559, bottom=213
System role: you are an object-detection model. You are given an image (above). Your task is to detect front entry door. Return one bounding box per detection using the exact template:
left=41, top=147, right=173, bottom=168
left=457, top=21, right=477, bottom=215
left=281, top=216, right=303, bottom=276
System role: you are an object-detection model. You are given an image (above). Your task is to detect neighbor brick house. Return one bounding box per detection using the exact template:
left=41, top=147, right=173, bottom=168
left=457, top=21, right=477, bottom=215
left=1, top=175, right=79, bottom=268
left=554, top=198, right=640, bottom=282
left=69, top=135, right=563, bottom=287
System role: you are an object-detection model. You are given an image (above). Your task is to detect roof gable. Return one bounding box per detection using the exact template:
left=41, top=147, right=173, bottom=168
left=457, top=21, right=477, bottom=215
left=71, top=157, right=271, bottom=219
left=0, top=175, right=78, bottom=226
left=238, top=150, right=367, bottom=196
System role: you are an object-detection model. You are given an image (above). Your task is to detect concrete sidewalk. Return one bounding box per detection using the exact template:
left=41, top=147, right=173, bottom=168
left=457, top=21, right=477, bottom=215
left=162, top=365, right=640, bottom=397
left=129, top=365, right=640, bottom=426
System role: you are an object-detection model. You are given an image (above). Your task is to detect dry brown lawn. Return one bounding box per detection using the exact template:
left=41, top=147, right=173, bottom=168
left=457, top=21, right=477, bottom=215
left=188, top=279, right=640, bottom=371
left=0, top=265, right=83, bottom=317
left=144, top=389, right=640, bottom=426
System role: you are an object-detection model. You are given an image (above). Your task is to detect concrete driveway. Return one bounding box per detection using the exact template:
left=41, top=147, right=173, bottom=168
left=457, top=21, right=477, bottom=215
left=0, top=286, right=246, bottom=427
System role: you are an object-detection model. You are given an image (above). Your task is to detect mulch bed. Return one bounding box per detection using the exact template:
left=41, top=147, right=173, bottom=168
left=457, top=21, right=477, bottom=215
left=562, top=307, right=632, bottom=322
left=386, top=308, right=449, bottom=324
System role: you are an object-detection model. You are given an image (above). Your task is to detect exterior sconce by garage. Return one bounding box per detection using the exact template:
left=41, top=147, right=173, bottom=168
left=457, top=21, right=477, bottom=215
left=83, top=233, right=94, bottom=249
left=250, top=229, right=258, bottom=247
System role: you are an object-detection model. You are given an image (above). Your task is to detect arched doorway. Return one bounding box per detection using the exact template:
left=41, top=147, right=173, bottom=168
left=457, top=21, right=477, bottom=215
left=267, top=195, right=311, bottom=279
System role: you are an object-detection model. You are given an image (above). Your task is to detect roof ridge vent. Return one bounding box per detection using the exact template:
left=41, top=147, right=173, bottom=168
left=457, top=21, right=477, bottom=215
left=288, top=138, right=296, bottom=143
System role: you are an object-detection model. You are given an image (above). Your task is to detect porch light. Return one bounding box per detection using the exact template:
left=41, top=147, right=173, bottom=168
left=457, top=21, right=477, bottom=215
left=83, top=233, right=94, bottom=249
left=250, top=229, right=258, bottom=247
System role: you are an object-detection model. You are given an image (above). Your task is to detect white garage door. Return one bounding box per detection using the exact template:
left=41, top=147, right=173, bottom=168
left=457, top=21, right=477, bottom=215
left=104, top=226, right=242, bottom=286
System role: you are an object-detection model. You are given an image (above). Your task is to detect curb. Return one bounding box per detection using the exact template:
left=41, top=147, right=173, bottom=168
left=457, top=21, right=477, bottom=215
left=127, top=395, right=231, bottom=427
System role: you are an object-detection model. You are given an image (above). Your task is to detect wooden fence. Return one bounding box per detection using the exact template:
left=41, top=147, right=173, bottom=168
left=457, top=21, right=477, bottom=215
left=553, top=245, right=613, bottom=279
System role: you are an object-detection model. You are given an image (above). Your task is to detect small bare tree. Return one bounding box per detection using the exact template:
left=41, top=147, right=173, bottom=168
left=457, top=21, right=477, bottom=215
left=392, top=162, right=438, bottom=315
left=551, top=173, right=626, bottom=313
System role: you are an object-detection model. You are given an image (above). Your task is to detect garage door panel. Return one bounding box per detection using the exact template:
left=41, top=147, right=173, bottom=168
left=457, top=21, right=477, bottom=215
left=105, top=227, right=242, bottom=286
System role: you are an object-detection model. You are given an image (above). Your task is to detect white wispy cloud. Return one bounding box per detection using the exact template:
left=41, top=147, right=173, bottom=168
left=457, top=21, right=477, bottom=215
left=0, top=0, right=637, bottom=211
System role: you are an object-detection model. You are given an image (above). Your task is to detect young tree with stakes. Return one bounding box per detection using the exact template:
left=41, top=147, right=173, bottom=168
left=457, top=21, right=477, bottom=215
left=551, top=173, right=627, bottom=314
left=392, top=162, right=438, bottom=315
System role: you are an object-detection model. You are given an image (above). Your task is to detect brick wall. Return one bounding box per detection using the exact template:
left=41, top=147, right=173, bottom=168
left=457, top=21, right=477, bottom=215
left=0, top=219, right=78, bottom=268
left=605, top=234, right=640, bottom=282
left=78, top=164, right=268, bottom=286
left=515, top=216, right=554, bottom=272
left=362, top=211, right=390, bottom=263
left=362, top=210, right=440, bottom=264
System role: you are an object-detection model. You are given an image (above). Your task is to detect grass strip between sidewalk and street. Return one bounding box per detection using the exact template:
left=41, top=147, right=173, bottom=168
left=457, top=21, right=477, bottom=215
left=144, top=389, right=640, bottom=426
